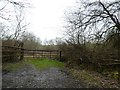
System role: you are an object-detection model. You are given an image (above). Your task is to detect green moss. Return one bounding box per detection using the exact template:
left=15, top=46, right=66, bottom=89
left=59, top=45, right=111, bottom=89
left=112, top=71, right=119, bottom=80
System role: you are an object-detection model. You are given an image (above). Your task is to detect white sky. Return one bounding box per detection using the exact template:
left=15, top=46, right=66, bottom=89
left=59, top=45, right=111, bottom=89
left=26, top=0, right=77, bottom=41
left=1, top=0, right=117, bottom=42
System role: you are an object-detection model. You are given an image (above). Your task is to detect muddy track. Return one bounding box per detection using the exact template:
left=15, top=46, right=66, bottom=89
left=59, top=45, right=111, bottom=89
left=2, top=65, right=84, bottom=88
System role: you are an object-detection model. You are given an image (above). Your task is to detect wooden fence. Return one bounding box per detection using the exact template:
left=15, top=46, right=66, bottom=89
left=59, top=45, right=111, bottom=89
left=2, top=46, right=61, bottom=62
left=2, top=46, right=24, bottom=62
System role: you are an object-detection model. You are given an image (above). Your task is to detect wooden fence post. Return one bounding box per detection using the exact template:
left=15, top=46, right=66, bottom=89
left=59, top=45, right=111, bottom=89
left=20, top=48, right=24, bottom=60
left=20, top=43, right=24, bottom=61
left=118, top=34, right=120, bottom=83
left=33, top=51, right=34, bottom=58
left=60, top=51, right=62, bottom=61
left=50, top=51, right=51, bottom=59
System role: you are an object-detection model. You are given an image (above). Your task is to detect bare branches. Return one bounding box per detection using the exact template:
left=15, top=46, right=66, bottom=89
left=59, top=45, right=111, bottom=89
left=5, top=0, right=31, bottom=8
left=0, top=1, right=9, bottom=11
left=99, top=1, right=118, bottom=27
left=0, top=0, right=30, bottom=47
left=65, top=0, right=120, bottom=45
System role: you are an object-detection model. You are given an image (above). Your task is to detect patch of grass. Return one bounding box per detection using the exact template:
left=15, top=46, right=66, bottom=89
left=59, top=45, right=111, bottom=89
left=2, top=61, right=26, bottom=72
left=25, top=58, right=64, bottom=69
left=2, top=59, right=64, bottom=72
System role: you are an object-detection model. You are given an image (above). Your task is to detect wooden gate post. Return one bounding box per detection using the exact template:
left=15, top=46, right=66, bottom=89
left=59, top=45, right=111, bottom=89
left=20, top=48, right=24, bottom=60
left=20, top=42, right=24, bottom=61
left=59, top=51, right=62, bottom=61
left=50, top=51, right=51, bottom=59
left=33, top=51, right=34, bottom=58
left=118, top=33, right=120, bottom=83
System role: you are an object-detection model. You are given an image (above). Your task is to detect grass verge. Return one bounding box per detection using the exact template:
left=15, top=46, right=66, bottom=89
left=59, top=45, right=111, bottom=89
left=2, top=61, right=26, bottom=72
left=68, top=67, right=120, bottom=88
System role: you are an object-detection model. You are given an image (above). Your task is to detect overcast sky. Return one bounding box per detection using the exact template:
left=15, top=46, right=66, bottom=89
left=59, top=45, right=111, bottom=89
left=26, top=0, right=77, bottom=42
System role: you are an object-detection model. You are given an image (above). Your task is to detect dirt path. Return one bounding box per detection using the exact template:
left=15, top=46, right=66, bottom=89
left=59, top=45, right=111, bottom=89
left=2, top=65, right=83, bottom=88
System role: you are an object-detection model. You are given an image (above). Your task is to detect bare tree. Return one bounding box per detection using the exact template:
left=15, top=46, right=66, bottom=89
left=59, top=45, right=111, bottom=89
left=0, top=0, right=31, bottom=47
left=0, top=0, right=30, bottom=20
left=65, top=0, right=120, bottom=45
left=63, top=0, right=120, bottom=66
left=21, top=32, right=42, bottom=50
left=65, top=11, right=86, bottom=46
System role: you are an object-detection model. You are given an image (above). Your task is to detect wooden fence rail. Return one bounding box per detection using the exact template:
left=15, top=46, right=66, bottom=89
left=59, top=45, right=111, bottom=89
left=2, top=46, right=62, bottom=62
left=2, top=46, right=24, bottom=62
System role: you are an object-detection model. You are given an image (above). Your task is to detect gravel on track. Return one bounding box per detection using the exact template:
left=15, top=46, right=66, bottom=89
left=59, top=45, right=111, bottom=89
left=2, top=65, right=83, bottom=88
